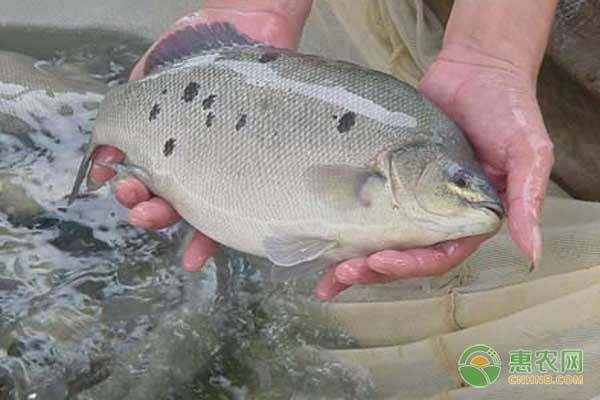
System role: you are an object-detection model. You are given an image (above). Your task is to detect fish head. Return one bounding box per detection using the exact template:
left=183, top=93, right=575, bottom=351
left=383, top=143, right=503, bottom=236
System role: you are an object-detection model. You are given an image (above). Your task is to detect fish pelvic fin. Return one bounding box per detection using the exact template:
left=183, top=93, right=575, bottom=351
left=263, top=235, right=337, bottom=268
left=67, top=144, right=99, bottom=205
left=270, top=259, right=325, bottom=282
left=144, top=21, right=264, bottom=75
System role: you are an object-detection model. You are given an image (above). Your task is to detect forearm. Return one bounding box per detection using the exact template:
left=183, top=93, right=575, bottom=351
left=443, top=0, right=558, bottom=79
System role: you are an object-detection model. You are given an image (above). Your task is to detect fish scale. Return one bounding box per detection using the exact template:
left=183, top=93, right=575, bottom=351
left=71, top=24, right=502, bottom=274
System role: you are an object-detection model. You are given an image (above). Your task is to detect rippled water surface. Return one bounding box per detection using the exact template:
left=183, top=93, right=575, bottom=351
left=0, top=45, right=372, bottom=399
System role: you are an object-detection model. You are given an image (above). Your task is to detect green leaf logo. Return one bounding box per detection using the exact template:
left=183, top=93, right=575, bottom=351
left=458, top=344, right=502, bottom=388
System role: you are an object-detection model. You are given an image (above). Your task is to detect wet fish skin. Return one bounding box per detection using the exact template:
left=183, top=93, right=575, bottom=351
left=72, top=30, right=502, bottom=274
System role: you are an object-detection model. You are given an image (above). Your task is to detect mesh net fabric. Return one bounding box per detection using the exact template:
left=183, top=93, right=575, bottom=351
left=301, top=0, right=444, bottom=87
left=300, top=1, right=600, bottom=398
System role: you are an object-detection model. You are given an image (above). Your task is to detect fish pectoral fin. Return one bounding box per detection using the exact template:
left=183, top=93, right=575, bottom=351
left=303, top=164, right=385, bottom=208
left=263, top=235, right=337, bottom=267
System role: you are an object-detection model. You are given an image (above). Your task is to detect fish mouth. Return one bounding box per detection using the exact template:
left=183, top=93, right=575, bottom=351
left=472, top=201, right=504, bottom=219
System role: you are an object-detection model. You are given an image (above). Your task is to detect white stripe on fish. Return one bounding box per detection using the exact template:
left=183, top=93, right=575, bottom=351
left=219, top=60, right=418, bottom=129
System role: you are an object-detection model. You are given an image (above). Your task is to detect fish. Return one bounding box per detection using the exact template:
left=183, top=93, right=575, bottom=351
left=69, top=22, right=503, bottom=276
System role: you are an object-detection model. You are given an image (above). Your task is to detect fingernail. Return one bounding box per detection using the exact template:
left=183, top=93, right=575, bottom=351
left=182, top=255, right=207, bottom=272
left=369, top=253, right=408, bottom=275
left=113, top=181, right=134, bottom=204
left=335, top=263, right=361, bottom=284
left=314, top=283, right=336, bottom=301
left=182, top=247, right=209, bottom=272
left=315, top=288, right=331, bottom=301
left=531, top=225, right=542, bottom=269
left=438, top=241, right=459, bottom=255
left=532, top=205, right=540, bottom=222
left=129, top=207, right=151, bottom=228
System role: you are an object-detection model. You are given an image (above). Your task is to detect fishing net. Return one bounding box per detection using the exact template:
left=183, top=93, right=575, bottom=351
left=299, top=1, right=600, bottom=398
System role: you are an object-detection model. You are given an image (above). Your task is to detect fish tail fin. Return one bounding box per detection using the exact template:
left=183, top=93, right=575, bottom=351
left=67, top=144, right=98, bottom=205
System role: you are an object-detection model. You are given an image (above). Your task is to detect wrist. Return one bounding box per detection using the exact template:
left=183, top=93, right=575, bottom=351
left=435, top=41, right=537, bottom=85
left=442, top=0, right=558, bottom=82
left=419, top=44, right=538, bottom=126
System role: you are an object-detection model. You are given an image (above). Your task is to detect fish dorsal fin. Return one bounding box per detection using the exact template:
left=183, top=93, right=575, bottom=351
left=144, top=22, right=261, bottom=75
left=263, top=235, right=337, bottom=267
left=303, top=164, right=386, bottom=209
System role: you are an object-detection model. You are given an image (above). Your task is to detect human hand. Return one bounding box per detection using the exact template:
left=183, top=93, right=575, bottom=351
left=88, top=0, right=314, bottom=271
left=421, top=45, right=554, bottom=265
left=315, top=0, right=558, bottom=299
left=317, top=45, right=554, bottom=299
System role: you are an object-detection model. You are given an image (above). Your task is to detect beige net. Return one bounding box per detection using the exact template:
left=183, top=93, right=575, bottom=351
left=298, top=1, right=600, bottom=398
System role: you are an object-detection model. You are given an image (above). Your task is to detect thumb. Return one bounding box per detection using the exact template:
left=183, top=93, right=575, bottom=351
left=505, top=119, right=554, bottom=266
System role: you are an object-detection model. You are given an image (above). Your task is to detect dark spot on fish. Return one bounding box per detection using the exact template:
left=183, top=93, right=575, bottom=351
left=332, top=115, right=338, bottom=120
left=202, top=94, right=217, bottom=110
left=161, top=89, right=168, bottom=95
left=259, top=52, right=280, bottom=63
left=337, top=111, right=356, bottom=133
left=182, top=82, right=200, bottom=102
left=235, top=114, right=247, bottom=131
left=163, top=138, right=176, bottom=156
left=143, top=22, right=257, bottom=75
left=149, top=103, right=161, bottom=121
left=206, top=112, right=215, bottom=127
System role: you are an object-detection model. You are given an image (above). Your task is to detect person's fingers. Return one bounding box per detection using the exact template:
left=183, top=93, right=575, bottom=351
left=481, top=163, right=507, bottom=195
left=505, top=132, right=554, bottom=266
left=315, top=268, right=350, bottom=300
left=182, top=231, right=217, bottom=272
left=367, top=235, right=488, bottom=278
left=204, top=0, right=313, bottom=48
left=128, top=197, right=181, bottom=229
left=334, top=257, right=394, bottom=285
left=112, top=178, right=152, bottom=209
left=131, top=0, right=313, bottom=80
left=88, top=146, right=125, bottom=189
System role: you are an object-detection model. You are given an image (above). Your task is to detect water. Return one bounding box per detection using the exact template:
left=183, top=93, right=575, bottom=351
left=0, top=46, right=374, bottom=399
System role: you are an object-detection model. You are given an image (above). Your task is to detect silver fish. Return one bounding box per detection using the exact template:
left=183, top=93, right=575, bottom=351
left=70, top=23, right=503, bottom=275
